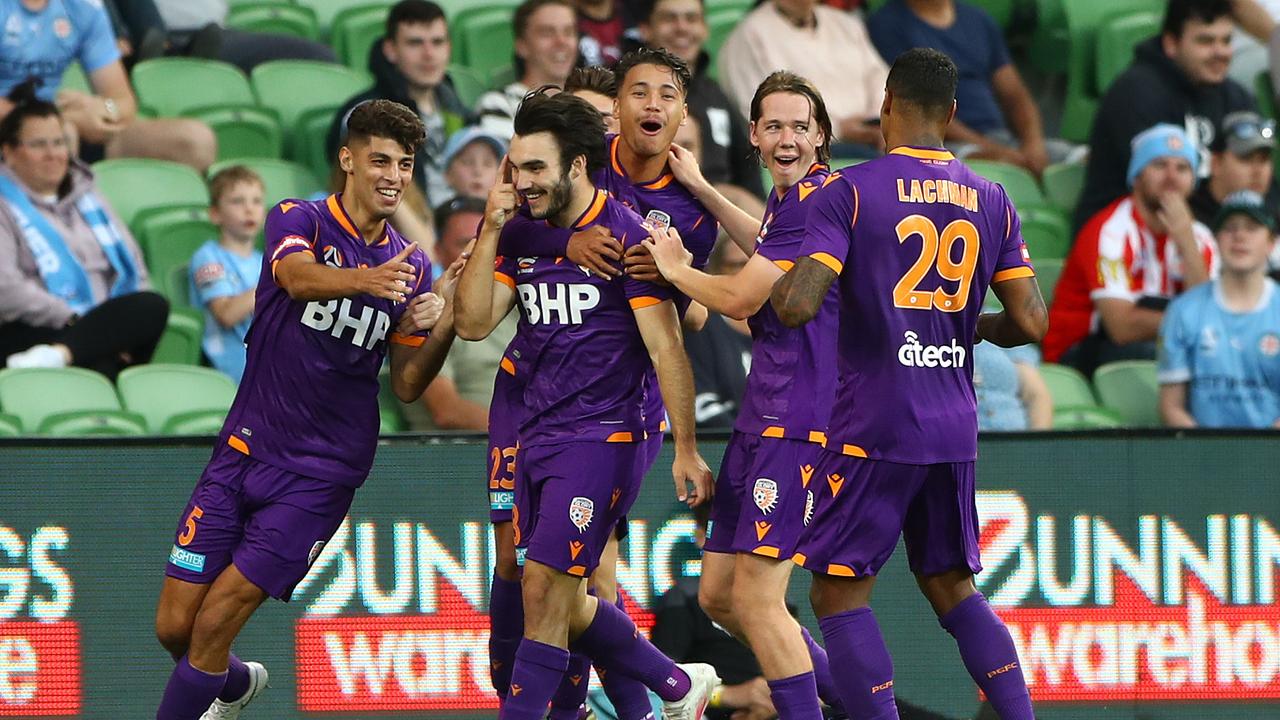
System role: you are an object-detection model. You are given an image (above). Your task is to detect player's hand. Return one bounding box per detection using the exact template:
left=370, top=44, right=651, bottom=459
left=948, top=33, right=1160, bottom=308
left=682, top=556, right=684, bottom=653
left=667, top=143, right=708, bottom=192
left=397, top=292, right=445, bottom=333
left=486, top=156, right=518, bottom=229
left=433, top=243, right=472, bottom=301
left=623, top=243, right=669, bottom=284
left=672, top=449, right=713, bottom=507
left=362, top=241, right=419, bottom=301
left=1020, top=142, right=1050, bottom=178
left=568, top=224, right=623, bottom=279
left=641, top=222, right=693, bottom=280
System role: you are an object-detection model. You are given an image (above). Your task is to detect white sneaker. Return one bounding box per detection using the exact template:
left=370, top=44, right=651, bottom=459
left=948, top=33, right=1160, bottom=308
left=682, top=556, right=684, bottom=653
left=661, top=663, right=719, bottom=720
left=201, top=662, right=268, bottom=719
left=5, top=344, right=67, bottom=369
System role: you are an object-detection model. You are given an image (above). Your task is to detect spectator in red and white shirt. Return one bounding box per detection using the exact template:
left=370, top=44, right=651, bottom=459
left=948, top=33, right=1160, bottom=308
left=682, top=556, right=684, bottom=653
left=1045, top=124, right=1219, bottom=375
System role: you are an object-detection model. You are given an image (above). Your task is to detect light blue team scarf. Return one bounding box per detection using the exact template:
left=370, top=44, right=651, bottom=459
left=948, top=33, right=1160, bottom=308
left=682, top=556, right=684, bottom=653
left=0, top=173, right=140, bottom=314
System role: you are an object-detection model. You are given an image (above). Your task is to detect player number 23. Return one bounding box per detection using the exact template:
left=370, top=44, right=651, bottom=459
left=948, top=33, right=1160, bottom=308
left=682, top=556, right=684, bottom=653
left=892, top=215, right=979, bottom=312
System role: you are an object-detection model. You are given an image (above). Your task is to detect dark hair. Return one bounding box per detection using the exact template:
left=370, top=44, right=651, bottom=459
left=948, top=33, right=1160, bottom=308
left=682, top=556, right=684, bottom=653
left=749, top=71, right=833, bottom=163
left=345, top=99, right=427, bottom=154
left=0, top=78, right=60, bottom=148
left=885, top=48, right=958, bottom=120
left=434, top=195, right=487, bottom=237
left=385, top=0, right=446, bottom=41
left=565, top=65, right=617, bottom=98
left=1162, top=0, right=1232, bottom=38
left=613, top=46, right=692, bottom=99
left=512, top=89, right=608, bottom=175
left=512, top=0, right=577, bottom=82
left=640, top=0, right=706, bottom=23
left=208, top=165, right=264, bottom=205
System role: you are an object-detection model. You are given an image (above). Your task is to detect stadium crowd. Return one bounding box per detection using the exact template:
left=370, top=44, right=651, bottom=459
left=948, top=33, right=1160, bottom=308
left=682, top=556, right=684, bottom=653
left=0, top=0, right=1278, bottom=437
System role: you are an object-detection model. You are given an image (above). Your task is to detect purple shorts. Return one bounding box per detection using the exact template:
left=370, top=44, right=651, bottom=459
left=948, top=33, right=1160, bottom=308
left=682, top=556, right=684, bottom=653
left=487, top=368, right=522, bottom=524
left=793, top=449, right=982, bottom=578
left=514, top=441, right=646, bottom=577
left=165, top=441, right=355, bottom=601
left=703, top=432, right=817, bottom=560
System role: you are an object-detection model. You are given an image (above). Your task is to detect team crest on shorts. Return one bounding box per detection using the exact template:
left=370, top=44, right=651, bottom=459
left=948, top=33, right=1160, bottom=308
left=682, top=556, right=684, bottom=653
left=753, top=478, right=779, bottom=514
left=644, top=210, right=672, bottom=232
left=804, top=490, right=814, bottom=527
left=569, top=497, right=595, bottom=532
left=307, top=540, right=326, bottom=567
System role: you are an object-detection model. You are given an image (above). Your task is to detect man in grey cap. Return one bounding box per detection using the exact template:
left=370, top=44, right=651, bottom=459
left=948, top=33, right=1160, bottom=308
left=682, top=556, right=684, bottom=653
left=1191, top=111, right=1280, bottom=227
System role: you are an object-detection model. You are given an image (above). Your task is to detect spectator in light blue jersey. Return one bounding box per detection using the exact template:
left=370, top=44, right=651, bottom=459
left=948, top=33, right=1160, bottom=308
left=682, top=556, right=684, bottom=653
left=1159, top=190, right=1280, bottom=428
left=189, top=165, right=264, bottom=382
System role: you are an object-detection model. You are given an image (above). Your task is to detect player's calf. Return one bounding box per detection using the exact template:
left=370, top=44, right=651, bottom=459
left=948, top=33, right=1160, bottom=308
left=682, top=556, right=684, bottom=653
left=155, top=577, right=213, bottom=660
left=186, top=566, right=268, bottom=672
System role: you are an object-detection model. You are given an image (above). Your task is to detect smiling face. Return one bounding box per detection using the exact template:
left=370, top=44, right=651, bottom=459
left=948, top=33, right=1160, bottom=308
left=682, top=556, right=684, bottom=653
left=341, top=135, right=415, bottom=220
left=616, top=61, right=687, bottom=160
left=751, top=91, right=823, bottom=194
left=508, top=130, right=579, bottom=222
left=644, top=0, right=707, bottom=67
left=1163, top=15, right=1233, bottom=86
left=516, top=3, right=578, bottom=86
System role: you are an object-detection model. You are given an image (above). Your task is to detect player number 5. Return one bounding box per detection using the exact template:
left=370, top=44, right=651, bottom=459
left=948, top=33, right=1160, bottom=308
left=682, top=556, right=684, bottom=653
left=178, top=506, right=204, bottom=546
left=892, top=215, right=979, bottom=312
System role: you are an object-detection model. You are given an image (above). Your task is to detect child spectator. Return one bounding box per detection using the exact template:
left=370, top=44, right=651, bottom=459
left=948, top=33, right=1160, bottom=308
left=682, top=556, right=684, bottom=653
left=441, top=126, right=506, bottom=202
left=189, top=165, right=265, bottom=382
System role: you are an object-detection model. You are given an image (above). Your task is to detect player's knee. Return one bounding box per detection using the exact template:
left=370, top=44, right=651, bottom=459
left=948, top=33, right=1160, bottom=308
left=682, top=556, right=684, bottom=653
left=730, top=576, right=781, bottom=621
left=698, top=580, right=734, bottom=627
left=154, top=617, right=190, bottom=659
left=809, top=574, right=870, bottom=619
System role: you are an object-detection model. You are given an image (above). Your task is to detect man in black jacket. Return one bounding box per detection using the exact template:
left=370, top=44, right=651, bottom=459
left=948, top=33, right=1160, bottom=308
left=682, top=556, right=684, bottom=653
left=1074, top=0, right=1255, bottom=232
left=326, top=0, right=475, bottom=208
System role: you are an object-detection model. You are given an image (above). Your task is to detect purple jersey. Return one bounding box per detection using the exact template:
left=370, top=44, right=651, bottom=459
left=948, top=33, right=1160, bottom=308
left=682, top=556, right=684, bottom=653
left=799, top=147, right=1034, bottom=463
left=495, top=189, right=672, bottom=446
left=221, top=195, right=433, bottom=486
left=736, top=163, right=838, bottom=441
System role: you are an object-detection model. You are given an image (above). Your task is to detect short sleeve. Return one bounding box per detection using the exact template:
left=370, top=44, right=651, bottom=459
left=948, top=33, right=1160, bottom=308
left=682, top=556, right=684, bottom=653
left=979, top=8, right=1012, bottom=72
left=1090, top=226, right=1138, bottom=302
left=77, top=1, right=123, bottom=74
left=992, top=194, right=1036, bottom=283
left=622, top=217, right=675, bottom=309
left=190, top=245, right=239, bottom=304
left=265, top=201, right=318, bottom=282
left=493, top=254, right=517, bottom=292
left=1157, top=296, right=1194, bottom=384
left=389, top=245, right=435, bottom=347
left=684, top=212, right=720, bottom=271
left=799, top=174, right=858, bottom=275
left=753, top=194, right=808, bottom=269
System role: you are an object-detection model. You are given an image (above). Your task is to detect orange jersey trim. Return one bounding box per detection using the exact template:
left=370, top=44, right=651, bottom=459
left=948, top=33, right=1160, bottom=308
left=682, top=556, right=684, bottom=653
left=773, top=259, right=795, bottom=272
left=629, top=296, right=663, bottom=310
left=567, top=565, right=588, bottom=577
left=227, top=436, right=250, bottom=456
left=752, top=546, right=781, bottom=559
left=576, top=189, right=608, bottom=229
left=495, top=271, right=516, bottom=290
left=326, top=194, right=361, bottom=240
left=889, top=146, right=955, bottom=162
left=808, top=430, right=827, bottom=444
left=810, top=252, right=844, bottom=275
left=826, top=564, right=857, bottom=577
left=609, top=135, right=625, bottom=176
left=792, top=552, right=808, bottom=567
left=761, top=426, right=786, bottom=438
left=992, top=266, right=1036, bottom=283
left=389, top=332, right=425, bottom=348
left=837, top=443, right=868, bottom=458
left=500, top=357, right=516, bottom=376
left=606, top=431, right=635, bottom=443
left=641, top=174, right=676, bottom=190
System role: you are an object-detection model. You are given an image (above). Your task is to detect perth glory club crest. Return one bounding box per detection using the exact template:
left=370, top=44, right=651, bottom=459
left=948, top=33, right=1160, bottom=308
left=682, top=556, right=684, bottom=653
left=753, top=478, right=778, bottom=514
left=569, top=497, right=594, bottom=532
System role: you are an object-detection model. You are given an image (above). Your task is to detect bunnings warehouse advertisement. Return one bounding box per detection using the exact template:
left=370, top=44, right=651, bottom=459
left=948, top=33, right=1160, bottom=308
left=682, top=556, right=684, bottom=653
left=0, top=433, right=1277, bottom=718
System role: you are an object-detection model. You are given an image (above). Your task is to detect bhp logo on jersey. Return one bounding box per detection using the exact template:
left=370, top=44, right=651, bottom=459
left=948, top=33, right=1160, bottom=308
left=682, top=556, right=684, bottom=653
left=517, top=283, right=601, bottom=325
left=897, top=331, right=966, bottom=368
left=301, top=299, right=392, bottom=350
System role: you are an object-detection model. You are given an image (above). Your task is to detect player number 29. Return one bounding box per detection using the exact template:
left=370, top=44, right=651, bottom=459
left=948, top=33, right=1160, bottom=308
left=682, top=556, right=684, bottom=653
left=892, top=215, right=979, bottom=313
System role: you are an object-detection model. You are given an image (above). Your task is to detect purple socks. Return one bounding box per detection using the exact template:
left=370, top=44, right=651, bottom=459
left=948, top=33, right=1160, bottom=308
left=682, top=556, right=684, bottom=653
left=939, top=593, right=1034, bottom=720
left=800, top=626, right=845, bottom=714
left=767, top=672, right=824, bottom=719
left=218, top=654, right=250, bottom=702
left=489, top=572, right=525, bottom=698
left=501, top=638, right=570, bottom=720
left=572, top=598, right=689, bottom=702
left=547, top=652, right=592, bottom=719
left=818, top=608, right=899, bottom=720
left=600, top=595, right=657, bottom=719
left=156, top=655, right=226, bottom=720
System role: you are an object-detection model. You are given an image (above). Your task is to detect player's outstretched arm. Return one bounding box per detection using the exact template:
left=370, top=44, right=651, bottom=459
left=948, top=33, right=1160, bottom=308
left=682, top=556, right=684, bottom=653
left=644, top=223, right=781, bottom=321
left=275, top=242, right=420, bottom=303
left=667, top=143, right=762, bottom=256
left=634, top=301, right=714, bottom=507
left=979, top=276, right=1049, bottom=347
left=455, top=160, right=518, bottom=340
left=770, top=256, right=836, bottom=327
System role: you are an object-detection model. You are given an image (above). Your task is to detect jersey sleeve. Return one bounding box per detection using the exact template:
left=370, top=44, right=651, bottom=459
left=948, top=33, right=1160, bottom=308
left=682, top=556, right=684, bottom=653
left=265, top=201, right=318, bottom=282
left=76, top=1, right=123, bottom=74
left=753, top=194, right=806, bottom=269
left=389, top=246, right=436, bottom=347
left=499, top=211, right=572, bottom=257
left=190, top=244, right=239, bottom=304
left=1157, top=295, right=1194, bottom=385
left=1089, top=222, right=1138, bottom=302
left=798, top=174, right=857, bottom=275
left=991, top=193, right=1036, bottom=283
left=493, top=253, right=517, bottom=292
left=684, top=211, right=720, bottom=271
left=621, top=216, right=675, bottom=310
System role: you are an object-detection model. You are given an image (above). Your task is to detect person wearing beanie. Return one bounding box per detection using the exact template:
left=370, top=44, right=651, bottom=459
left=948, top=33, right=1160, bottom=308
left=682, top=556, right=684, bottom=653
left=1044, top=123, right=1220, bottom=375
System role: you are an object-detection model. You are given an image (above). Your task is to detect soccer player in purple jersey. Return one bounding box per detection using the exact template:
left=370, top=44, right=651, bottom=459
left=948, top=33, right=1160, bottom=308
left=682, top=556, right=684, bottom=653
left=151, top=100, right=461, bottom=720
left=455, top=90, right=719, bottom=720
left=770, top=49, right=1048, bottom=720
left=647, top=71, right=847, bottom=719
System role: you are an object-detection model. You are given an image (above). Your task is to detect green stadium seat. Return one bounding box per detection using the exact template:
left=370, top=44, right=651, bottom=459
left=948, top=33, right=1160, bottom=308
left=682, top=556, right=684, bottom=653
left=92, top=159, right=210, bottom=229
left=189, top=106, right=284, bottom=161
left=140, top=218, right=218, bottom=308
left=60, top=62, right=91, bottom=93
left=1061, top=1, right=1165, bottom=142
left=966, top=159, right=1046, bottom=212
left=1042, top=161, right=1084, bottom=216
left=133, top=205, right=210, bottom=243
left=226, top=3, right=321, bottom=41
left=1256, top=71, right=1276, bottom=120
left=332, top=4, right=390, bottom=71
left=454, top=5, right=515, bottom=85
left=448, top=64, right=489, bottom=111
left=210, top=158, right=324, bottom=207
left=0, top=412, right=22, bottom=436
left=152, top=308, right=205, bottom=366
left=1020, top=209, right=1071, bottom=260
left=289, top=105, right=342, bottom=184
left=706, top=6, right=747, bottom=80
left=1033, top=257, right=1064, bottom=306
left=132, top=58, right=255, bottom=117
left=1093, top=360, right=1160, bottom=426
left=0, top=367, right=147, bottom=436
left=251, top=61, right=371, bottom=153
left=1094, top=10, right=1162, bottom=97
left=1030, top=0, right=1069, bottom=74
left=1052, top=404, right=1124, bottom=430
left=297, top=0, right=394, bottom=41
left=117, top=364, right=237, bottom=435
left=1039, top=363, right=1096, bottom=409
